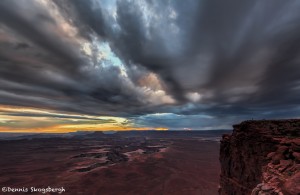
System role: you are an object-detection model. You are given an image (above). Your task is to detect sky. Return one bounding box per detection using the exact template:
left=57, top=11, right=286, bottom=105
left=0, top=0, right=300, bottom=132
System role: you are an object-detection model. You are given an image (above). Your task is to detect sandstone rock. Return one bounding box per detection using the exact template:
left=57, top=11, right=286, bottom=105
left=292, top=152, right=300, bottom=163
left=272, top=153, right=285, bottom=165
left=261, top=184, right=273, bottom=191
left=282, top=172, right=300, bottom=195
left=280, top=138, right=292, bottom=146
left=269, top=176, right=281, bottom=184
left=287, top=164, right=300, bottom=173
left=257, top=191, right=266, bottom=195
left=292, top=139, right=300, bottom=146
left=267, top=152, right=276, bottom=160
left=257, top=183, right=263, bottom=188
left=251, top=187, right=260, bottom=195
left=291, top=143, right=300, bottom=152
left=277, top=146, right=289, bottom=153
left=278, top=160, right=292, bottom=172
left=219, top=119, right=300, bottom=195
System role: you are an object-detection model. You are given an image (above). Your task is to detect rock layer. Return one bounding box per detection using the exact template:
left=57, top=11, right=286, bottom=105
left=219, top=119, right=300, bottom=195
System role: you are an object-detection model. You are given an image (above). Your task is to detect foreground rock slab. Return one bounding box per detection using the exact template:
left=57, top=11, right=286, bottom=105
left=219, top=119, right=300, bottom=195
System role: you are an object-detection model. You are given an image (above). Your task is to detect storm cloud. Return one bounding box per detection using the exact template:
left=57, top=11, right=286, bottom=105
left=1, top=0, right=300, bottom=130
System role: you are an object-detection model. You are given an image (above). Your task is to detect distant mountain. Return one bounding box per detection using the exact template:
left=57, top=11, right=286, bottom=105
left=0, top=130, right=232, bottom=141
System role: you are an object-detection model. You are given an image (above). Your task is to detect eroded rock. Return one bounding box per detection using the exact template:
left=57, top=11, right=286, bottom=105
left=219, top=119, right=300, bottom=195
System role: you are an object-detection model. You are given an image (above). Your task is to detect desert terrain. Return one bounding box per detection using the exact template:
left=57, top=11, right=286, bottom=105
left=0, top=131, right=227, bottom=195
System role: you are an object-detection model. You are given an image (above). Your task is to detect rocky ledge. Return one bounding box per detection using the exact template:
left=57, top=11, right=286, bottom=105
left=219, top=119, right=300, bottom=195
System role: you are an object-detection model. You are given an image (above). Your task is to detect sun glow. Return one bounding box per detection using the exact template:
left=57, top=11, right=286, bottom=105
left=0, top=105, right=168, bottom=133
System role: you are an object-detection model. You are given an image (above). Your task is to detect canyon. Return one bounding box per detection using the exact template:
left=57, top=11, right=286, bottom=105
left=0, top=131, right=223, bottom=195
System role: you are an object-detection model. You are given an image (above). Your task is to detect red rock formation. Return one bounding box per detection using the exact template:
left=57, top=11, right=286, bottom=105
left=219, top=119, right=300, bottom=195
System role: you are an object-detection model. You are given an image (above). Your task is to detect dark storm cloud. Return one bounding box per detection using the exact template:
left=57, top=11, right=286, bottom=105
left=1, top=0, right=300, bottom=129
left=0, top=0, right=83, bottom=74
left=0, top=0, right=167, bottom=117
left=69, top=0, right=300, bottom=110
left=118, top=0, right=300, bottom=116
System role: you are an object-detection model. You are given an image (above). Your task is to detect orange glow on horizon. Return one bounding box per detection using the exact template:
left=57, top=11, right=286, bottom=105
left=0, top=105, right=169, bottom=133
left=154, top=127, right=168, bottom=131
left=0, top=126, right=169, bottom=133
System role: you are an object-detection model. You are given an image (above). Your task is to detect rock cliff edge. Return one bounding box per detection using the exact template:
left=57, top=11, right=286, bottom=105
left=219, top=119, right=300, bottom=195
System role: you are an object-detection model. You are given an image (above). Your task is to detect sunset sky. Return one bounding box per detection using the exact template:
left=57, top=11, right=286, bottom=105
left=0, top=0, right=300, bottom=132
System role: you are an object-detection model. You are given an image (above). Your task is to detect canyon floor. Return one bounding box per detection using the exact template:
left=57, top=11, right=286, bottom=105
left=0, top=131, right=226, bottom=195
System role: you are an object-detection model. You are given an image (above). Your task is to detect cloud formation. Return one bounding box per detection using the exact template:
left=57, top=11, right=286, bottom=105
left=1, top=0, right=300, bottom=130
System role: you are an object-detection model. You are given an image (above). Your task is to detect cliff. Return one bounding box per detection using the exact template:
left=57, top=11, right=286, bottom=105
left=219, top=119, right=300, bottom=195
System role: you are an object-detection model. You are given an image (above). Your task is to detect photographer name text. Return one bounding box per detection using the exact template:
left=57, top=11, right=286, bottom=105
left=2, top=186, right=65, bottom=194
